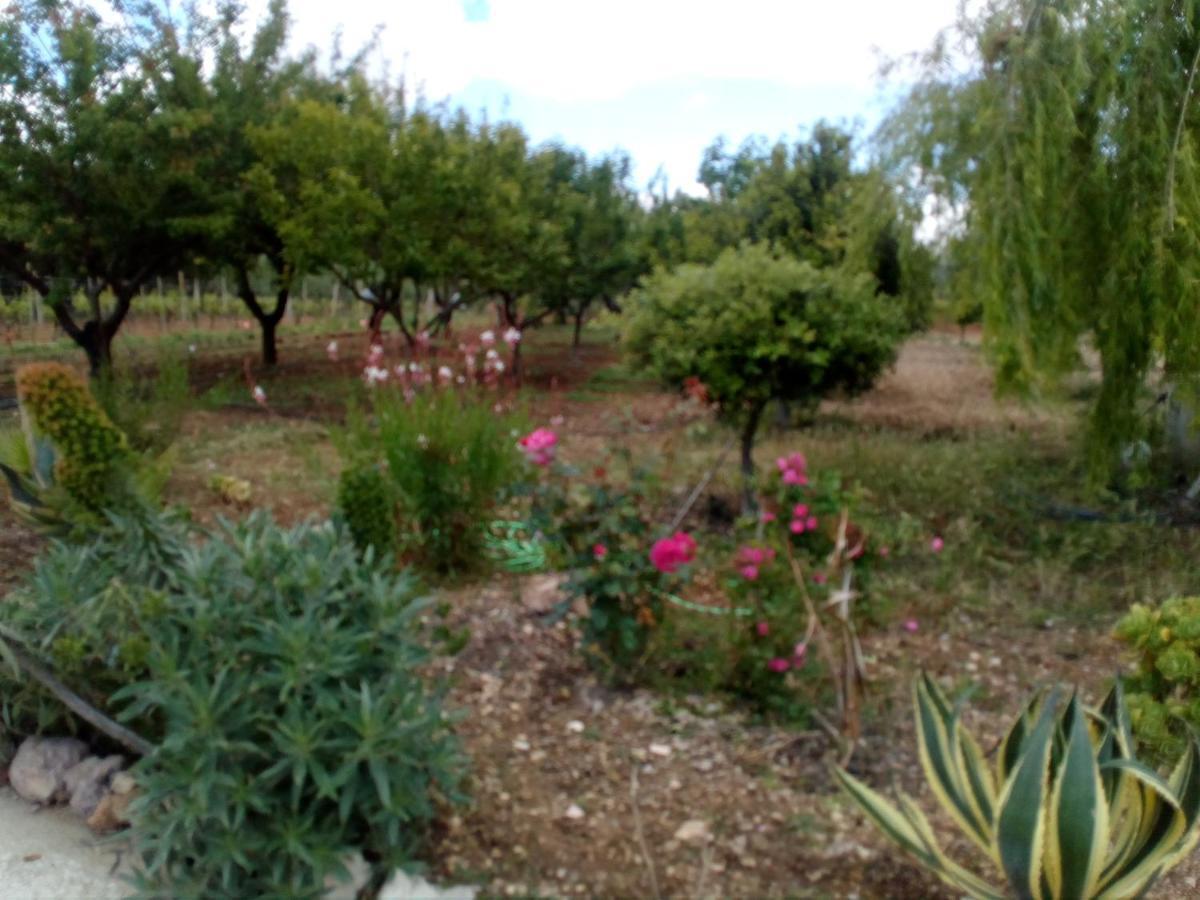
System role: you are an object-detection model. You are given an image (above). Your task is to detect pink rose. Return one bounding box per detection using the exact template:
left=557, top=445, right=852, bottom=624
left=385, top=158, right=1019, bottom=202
left=649, top=531, right=697, bottom=574
left=767, top=658, right=790, bottom=673
left=903, top=618, right=919, bottom=633
left=740, top=564, right=759, bottom=581
left=517, top=428, right=558, bottom=466
left=931, top=536, right=944, bottom=553
left=755, top=621, right=770, bottom=638
left=792, top=504, right=809, bottom=518
left=593, top=543, right=607, bottom=561
left=790, top=519, right=805, bottom=535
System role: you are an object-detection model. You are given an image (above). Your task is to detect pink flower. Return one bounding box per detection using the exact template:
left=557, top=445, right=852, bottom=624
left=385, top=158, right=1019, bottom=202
left=782, top=469, right=808, bottom=486
left=767, top=658, right=790, bottom=673
left=760, top=510, right=777, bottom=523
left=812, top=571, right=827, bottom=585
left=593, top=543, right=607, bottom=561
left=792, top=504, right=809, bottom=518
left=878, top=546, right=890, bottom=558
left=367, top=344, right=384, bottom=366
left=480, top=329, right=496, bottom=347
left=649, top=531, right=697, bottom=574
left=806, top=516, right=818, bottom=530
left=793, top=642, right=808, bottom=665
left=517, top=428, right=558, bottom=466
left=755, top=621, right=770, bottom=637
left=735, top=545, right=775, bottom=567
left=740, top=564, right=759, bottom=581
left=903, top=618, right=920, bottom=633
left=790, top=519, right=806, bottom=534
left=416, top=330, right=431, bottom=349
left=503, top=326, right=522, bottom=346
left=931, top=536, right=944, bottom=553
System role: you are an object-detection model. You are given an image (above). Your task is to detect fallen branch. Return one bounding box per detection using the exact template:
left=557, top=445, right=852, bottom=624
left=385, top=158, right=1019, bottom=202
left=665, top=435, right=737, bottom=533
left=0, top=626, right=154, bottom=757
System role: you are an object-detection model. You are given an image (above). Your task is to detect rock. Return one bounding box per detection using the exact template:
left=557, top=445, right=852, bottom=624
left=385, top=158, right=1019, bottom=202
left=8, top=737, right=88, bottom=804
left=673, top=819, right=712, bottom=845
left=86, top=787, right=137, bottom=833
left=109, top=772, right=136, bottom=795
left=64, top=755, right=125, bottom=819
left=520, top=574, right=567, bottom=613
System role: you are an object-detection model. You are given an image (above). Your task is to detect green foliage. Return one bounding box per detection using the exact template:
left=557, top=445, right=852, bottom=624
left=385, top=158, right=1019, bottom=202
left=336, top=463, right=397, bottom=558
left=112, top=513, right=462, bottom=897
left=883, top=0, right=1200, bottom=477
left=92, top=353, right=190, bottom=457
left=1, top=507, right=462, bottom=896
left=9, top=363, right=131, bottom=519
left=341, top=389, right=523, bottom=573
left=838, top=675, right=1200, bottom=899
left=1115, top=596, right=1200, bottom=757
left=625, top=243, right=905, bottom=470
left=0, top=506, right=190, bottom=737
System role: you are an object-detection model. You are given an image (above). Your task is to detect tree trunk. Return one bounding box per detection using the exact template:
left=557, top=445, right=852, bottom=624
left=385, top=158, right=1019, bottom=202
left=572, top=308, right=585, bottom=349
left=261, top=316, right=279, bottom=367
left=740, top=401, right=768, bottom=513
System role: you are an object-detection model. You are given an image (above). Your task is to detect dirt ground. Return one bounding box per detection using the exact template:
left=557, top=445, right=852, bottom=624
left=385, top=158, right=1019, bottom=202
left=3, top=329, right=1200, bottom=898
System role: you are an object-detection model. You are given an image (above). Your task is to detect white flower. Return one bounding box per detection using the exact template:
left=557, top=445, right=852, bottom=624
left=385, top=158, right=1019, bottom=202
left=493, top=360, right=505, bottom=373
left=326, top=340, right=338, bottom=358
left=485, top=348, right=500, bottom=361
left=188, top=344, right=197, bottom=354
left=480, top=329, right=496, bottom=346
left=438, top=365, right=453, bottom=382
left=503, top=326, right=522, bottom=345
left=416, top=330, right=431, bottom=346
left=363, top=366, right=390, bottom=385
left=456, top=375, right=466, bottom=384
left=416, top=433, right=429, bottom=449
left=409, top=362, right=422, bottom=373
left=252, top=385, right=267, bottom=404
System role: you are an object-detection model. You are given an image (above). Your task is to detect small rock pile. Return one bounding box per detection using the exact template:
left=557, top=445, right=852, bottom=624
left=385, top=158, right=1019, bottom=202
left=4, top=733, right=136, bottom=832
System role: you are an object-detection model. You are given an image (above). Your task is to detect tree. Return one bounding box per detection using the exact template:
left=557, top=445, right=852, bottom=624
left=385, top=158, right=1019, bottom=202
left=881, top=0, right=1200, bottom=476
left=625, top=243, right=906, bottom=505
left=0, top=0, right=206, bottom=372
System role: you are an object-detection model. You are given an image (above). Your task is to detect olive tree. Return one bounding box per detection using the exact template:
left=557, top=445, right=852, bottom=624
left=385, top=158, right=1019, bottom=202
left=625, top=243, right=906, bottom=504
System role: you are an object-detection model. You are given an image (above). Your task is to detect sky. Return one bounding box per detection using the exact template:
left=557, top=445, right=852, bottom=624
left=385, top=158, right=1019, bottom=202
left=272, top=0, right=963, bottom=195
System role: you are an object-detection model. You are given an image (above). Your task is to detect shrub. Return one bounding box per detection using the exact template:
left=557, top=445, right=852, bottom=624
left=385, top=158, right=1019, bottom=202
left=342, top=389, right=523, bottom=573
left=3, top=509, right=463, bottom=894
left=336, top=463, right=396, bottom=558
left=114, top=513, right=462, bottom=897
left=1115, top=596, right=1200, bottom=757
left=11, top=362, right=131, bottom=514
left=838, top=675, right=1200, bottom=899
left=0, top=506, right=190, bottom=736
left=92, top=352, right=190, bottom=457
left=625, top=243, right=904, bottom=498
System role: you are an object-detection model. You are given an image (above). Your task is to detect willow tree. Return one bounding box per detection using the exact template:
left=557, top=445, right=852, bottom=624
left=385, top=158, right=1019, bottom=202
left=883, top=0, right=1200, bottom=476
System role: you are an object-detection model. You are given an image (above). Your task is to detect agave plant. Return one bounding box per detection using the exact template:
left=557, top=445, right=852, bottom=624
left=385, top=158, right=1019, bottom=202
left=836, top=674, right=1200, bottom=899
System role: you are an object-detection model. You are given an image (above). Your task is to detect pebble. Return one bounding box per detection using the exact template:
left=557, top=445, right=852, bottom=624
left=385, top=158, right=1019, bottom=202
left=648, top=743, right=671, bottom=757
left=565, top=804, right=585, bottom=820
left=566, top=720, right=584, bottom=734
left=512, top=738, right=531, bottom=752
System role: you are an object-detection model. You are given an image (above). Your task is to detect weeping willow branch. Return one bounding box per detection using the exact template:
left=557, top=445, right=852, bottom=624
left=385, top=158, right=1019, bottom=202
left=1165, top=38, right=1200, bottom=233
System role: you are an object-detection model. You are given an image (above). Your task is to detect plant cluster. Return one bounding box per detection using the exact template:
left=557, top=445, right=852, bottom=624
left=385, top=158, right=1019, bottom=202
left=4, top=363, right=132, bottom=523
left=839, top=676, right=1200, bottom=899
left=337, top=365, right=525, bottom=574
left=1, top=508, right=462, bottom=896
left=1115, top=595, right=1200, bottom=757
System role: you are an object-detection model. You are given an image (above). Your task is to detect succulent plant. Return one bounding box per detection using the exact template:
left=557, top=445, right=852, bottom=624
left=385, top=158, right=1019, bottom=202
left=837, top=674, right=1200, bottom=899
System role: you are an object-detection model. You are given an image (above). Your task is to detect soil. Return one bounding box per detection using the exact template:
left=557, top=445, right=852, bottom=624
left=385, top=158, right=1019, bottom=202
left=3, top=330, right=1200, bottom=898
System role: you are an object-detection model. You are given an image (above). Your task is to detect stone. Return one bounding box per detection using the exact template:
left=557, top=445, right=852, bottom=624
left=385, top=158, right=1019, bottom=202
left=673, top=819, right=712, bottom=845
left=520, top=574, right=567, bottom=613
left=85, top=788, right=137, bottom=833
left=64, top=755, right=125, bottom=819
left=8, top=737, right=88, bottom=804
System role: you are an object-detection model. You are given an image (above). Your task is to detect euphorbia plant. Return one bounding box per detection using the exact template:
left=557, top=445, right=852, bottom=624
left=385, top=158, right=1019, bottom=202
left=837, top=675, right=1200, bottom=900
